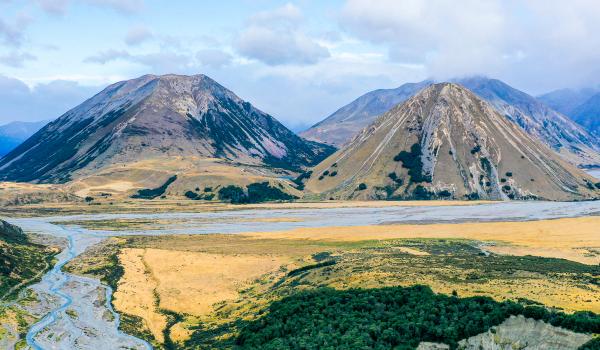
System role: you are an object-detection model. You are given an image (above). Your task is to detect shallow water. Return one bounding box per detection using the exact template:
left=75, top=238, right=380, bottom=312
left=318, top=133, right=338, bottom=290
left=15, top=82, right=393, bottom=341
left=5, top=200, right=600, bottom=349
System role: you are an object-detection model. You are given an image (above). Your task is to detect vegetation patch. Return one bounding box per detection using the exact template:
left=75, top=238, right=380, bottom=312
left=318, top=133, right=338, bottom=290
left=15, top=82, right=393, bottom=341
left=131, top=175, right=177, bottom=199
left=287, top=260, right=336, bottom=277
left=236, top=285, right=600, bottom=350
left=0, top=220, right=58, bottom=300
left=394, top=143, right=431, bottom=183
left=218, top=183, right=297, bottom=204
left=292, top=171, right=312, bottom=190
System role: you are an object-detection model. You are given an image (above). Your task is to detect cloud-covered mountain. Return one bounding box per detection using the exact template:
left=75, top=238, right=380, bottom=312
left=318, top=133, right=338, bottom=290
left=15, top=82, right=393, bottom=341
left=570, top=93, right=600, bottom=138
left=305, top=83, right=598, bottom=201
left=538, top=87, right=599, bottom=117
left=0, top=74, right=334, bottom=183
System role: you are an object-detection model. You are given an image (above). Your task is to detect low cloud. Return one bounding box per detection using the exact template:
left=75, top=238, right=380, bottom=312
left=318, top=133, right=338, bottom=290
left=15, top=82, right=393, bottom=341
left=0, top=51, right=36, bottom=67
left=235, top=3, right=330, bottom=66
left=84, top=49, right=191, bottom=72
left=0, top=75, right=101, bottom=124
left=339, top=0, right=600, bottom=92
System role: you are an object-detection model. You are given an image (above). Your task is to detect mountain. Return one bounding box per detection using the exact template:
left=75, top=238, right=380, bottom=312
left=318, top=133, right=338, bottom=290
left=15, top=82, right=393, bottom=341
left=299, top=80, right=432, bottom=146
left=538, top=87, right=598, bottom=116
left=0, top=120, right=49, bottom=156
left=0, top=74, right=334, bottom=184
left=570, top=92, right=600, bottom=137
left=301, top=77, right=600, bottom=167
left=456, top=77, right=600, bottom=167
left=305, top=83, right=598, bottom=201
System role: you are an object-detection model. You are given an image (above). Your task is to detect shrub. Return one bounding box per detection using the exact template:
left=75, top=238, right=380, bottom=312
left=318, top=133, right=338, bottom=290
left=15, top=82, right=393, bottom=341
left=184, top=191, right=198, bottom=200
left=329, top=171, right=337, bottom=177
left=506, top=172, right=513, bottom=177
left=357, top=183, right=367, bottom=191
left=131, top=175, right=177, bottom=199
left=413, top=185, right=432, bottom=199
left=84, top=196, right=94, bottom=202
left=470, top=145, right=481, bottom=154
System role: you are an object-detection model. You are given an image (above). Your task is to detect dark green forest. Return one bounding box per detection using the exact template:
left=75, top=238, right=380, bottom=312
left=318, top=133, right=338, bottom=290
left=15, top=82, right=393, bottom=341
left=235, top=285, right=600, bottom=350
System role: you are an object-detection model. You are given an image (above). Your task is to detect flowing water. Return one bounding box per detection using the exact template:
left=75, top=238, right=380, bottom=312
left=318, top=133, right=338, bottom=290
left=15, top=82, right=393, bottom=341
left=5, top=200, right=600, bottom=349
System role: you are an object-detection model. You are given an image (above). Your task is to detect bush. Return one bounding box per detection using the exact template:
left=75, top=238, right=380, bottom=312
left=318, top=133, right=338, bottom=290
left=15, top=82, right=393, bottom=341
left=131, top=175, right=177, bottom=199
left=218, top=185, right=248, bottom=204
left=413, top=185, right=432, bottom=200
left=357, top=183, right=367, bottom=191
left=246, top=182, right=297, bottom=203
left=470, top=145, right=481, bottom=154
left=84, top=196, right=94, bottom=202
left=329, top=171, right=337, bottom=177
left=506, top=171, right=513, bottom=177
left=218, top=183, right=297, bottom=204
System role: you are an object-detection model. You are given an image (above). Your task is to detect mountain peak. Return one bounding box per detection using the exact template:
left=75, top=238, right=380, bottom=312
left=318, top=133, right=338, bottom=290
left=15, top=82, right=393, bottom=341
left=0, top=74, right=334, bottom=183
left=305, top=80, right=598, bottom=201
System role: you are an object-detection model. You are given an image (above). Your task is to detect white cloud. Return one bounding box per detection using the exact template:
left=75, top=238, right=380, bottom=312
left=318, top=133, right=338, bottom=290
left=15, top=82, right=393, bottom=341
left=83, top=49, right=130, bottom=64
left=124, top=25, right=153, bottom=46
left=0, top=13, right=31, bottom=47
left=235, top=3, right=330, bottom=66
left=196, top=49, right=232, bottom=69
left=36, top=0, right=69, bottom=15
left=339, top=0, right=600, bottom=92
left=84, top=0, right=144, bottom=14
left=84, top=49, right=191, bottom=72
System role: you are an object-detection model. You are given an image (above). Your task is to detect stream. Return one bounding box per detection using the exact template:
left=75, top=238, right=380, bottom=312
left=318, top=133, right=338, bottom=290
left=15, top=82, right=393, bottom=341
left=5, top=200, right=600, bottom=349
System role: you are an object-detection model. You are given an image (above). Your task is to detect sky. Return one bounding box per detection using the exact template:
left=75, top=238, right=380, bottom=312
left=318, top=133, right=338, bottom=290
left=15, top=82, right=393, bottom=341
left=1, top=0, right=600, bottom=128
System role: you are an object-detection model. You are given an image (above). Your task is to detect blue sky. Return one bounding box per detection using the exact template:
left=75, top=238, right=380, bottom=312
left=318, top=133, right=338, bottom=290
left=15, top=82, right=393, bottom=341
left=1, top=0, right=600, bottom=128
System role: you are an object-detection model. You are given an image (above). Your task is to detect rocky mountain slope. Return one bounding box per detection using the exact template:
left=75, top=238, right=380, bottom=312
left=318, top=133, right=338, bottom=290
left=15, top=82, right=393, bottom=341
left=301, top=77, right=600, bottom=167
left=457, top=77, right=600, bottom=167
left=300, top=80, right=432, bottom=146
left=0, top=74, right=334, bottom=184
left=570, top=92, right=600, bottom=137
left=0, top=120, right=49, bottom=156
left=305, top=83, right=599, bottom=201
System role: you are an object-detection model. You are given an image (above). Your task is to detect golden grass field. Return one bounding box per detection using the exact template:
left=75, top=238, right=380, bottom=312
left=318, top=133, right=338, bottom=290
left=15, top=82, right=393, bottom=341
left=64, top=215, right=600, bottom=347
left=246, top=216, right=600, bottom=265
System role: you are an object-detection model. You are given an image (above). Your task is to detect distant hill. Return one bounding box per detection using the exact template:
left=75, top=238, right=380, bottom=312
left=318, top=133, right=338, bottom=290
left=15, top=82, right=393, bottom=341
left=571, top=92, right=600, bottom=137
left=0, top=74, right=334, bottom=184
left=0, top=120, right=49, bottom=156
left=301, top=77, right=600, bottom=167
left=538, top=87, right=598, bottom=116
left=305, top=83, right=598, bottom=201
left=300, top=80, right=432, bottom=147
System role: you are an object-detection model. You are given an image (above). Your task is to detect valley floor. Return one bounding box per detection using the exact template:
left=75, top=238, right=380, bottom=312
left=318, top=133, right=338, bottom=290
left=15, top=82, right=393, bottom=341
left=1, top=200, right=600, bottom=349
